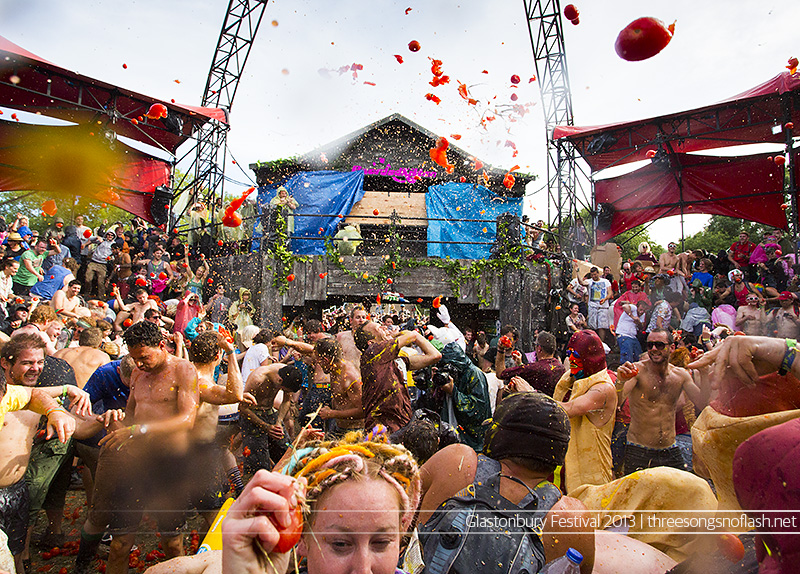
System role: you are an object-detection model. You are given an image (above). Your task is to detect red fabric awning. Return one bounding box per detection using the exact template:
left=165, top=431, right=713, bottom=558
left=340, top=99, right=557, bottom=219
left=554, top=71, right=800, bottom=172
left=0, top=121, right=169, bottom=223
left=0, top=35, right=227, bottom=154
left=595, top=153, right=788, bottom=243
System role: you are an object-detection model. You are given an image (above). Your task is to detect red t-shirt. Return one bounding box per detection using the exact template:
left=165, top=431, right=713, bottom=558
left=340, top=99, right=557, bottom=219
left=730, top=240, right=756, bottom=267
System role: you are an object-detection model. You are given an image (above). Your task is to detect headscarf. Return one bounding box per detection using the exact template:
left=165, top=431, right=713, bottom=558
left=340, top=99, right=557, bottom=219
left=566, top=330, right=607, bottom=379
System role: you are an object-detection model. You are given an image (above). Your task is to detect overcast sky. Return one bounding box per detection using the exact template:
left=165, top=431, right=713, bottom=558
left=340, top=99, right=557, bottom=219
left=2, top=0, right=798, bottom=244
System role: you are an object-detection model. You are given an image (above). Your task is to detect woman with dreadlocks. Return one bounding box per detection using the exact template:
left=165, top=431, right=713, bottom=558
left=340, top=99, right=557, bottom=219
left=143, top=431, right=420, bottom=574
left=222, top=430, right=420, bottom=574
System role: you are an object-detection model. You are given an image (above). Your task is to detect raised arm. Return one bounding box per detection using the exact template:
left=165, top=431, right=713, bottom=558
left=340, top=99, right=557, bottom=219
left=404, top=331, right=442, bottom=370
left=270, top=334, right=314, bottom=356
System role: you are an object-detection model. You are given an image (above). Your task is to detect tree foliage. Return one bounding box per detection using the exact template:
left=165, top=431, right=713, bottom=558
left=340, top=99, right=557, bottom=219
left=3, top=192, right=134, bottom=233
left=682, top=216, right=780, bottom=255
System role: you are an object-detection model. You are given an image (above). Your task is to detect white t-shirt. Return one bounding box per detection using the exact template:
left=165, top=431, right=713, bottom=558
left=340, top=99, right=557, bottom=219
left=567, top=278, right=587, bottom=303
left=616, top=305, right=639, bottom=338
left=586, top=278, right=612, bottom=307
left=241, top=343, right=271, bottom=382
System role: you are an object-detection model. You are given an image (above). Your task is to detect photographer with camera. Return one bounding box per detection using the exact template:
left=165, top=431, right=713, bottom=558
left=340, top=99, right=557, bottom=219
left=430, top=337, right=492, bottom=452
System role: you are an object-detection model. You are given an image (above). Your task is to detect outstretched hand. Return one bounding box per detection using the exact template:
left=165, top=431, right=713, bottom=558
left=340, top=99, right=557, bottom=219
left=687, top=335, right=787, bottom=387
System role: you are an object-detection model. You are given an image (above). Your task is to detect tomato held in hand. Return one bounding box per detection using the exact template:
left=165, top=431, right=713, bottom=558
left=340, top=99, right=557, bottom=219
left=615, top=17, right=675, bottom=61
left=717, top=533, right=745, bottom=563
left=268, top=506, right=304, bottom=553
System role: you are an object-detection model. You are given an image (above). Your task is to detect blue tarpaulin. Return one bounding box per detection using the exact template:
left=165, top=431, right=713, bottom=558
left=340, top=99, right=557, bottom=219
left=426, top=182, right=523, bottom=259
left=252, top=170, right=365, bottom=254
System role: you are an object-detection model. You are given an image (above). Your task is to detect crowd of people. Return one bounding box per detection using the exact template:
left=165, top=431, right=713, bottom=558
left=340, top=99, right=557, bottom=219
left=0, top=213, right=797, bottom=574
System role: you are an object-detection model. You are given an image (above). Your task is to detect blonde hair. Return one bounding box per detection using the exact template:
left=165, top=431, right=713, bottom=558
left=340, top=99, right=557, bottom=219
left=284, top=431, right=420, bottom=531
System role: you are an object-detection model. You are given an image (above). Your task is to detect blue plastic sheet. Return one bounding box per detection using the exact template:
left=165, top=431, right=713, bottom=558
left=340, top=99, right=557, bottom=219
left=426, top=182, right=522, bottom=259
left=251, top=170, right=365, bottom=254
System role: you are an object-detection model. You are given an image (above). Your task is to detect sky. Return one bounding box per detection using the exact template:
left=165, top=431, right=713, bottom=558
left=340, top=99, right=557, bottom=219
left=2, top=0, right=798, bottom=245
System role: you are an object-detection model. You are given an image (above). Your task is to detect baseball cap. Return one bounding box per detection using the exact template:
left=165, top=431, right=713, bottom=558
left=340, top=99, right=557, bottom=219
left=779, top=291, right=794, bottom=301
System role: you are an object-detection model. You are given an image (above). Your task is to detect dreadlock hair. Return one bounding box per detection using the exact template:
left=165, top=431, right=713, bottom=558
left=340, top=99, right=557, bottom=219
left=283, top=430, right=421, bottom=532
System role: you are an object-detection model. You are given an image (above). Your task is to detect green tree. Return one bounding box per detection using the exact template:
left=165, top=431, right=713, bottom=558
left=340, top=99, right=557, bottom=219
left=4, top=192, right=134, bottom=234
left=682, top=216, right=779, bottom=255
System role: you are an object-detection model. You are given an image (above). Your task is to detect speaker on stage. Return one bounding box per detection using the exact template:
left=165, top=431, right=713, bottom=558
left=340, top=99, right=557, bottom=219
left=597, top=202, right=615, bottom=231
left=150, top=186, right=172, bottom=226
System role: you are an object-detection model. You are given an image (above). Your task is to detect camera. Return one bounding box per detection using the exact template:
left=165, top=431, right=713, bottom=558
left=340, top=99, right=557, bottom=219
left=431, top=362, right=459, bottom=387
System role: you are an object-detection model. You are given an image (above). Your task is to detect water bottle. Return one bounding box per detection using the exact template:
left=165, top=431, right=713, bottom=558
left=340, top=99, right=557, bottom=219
left=541, top=547, right=583, bottom=574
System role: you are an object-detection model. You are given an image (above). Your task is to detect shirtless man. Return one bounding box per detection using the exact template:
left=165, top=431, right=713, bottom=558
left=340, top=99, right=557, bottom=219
left=768, top=292, right=800, bottom=339
left=271, top=335, right=364, bottom=434
left=52, top=280, right=91, bottom=319
left=187, top=331, right=253, bottom=526
left=335, top=305, right=368, bottom=372
left=0, top=334, right=84, bottom=572
left=239, top=362, right=303, bottom=474
left=75, top=321, right=200, bottom=574
left=736, top=293, right=767, bottom=336
left=113, top=287, right=158, bottom=332
left=54, top=327, right=111, bottom=388
left=659, top=242, right=687, bottom=294
left=617, top=328, right=710, bottom=473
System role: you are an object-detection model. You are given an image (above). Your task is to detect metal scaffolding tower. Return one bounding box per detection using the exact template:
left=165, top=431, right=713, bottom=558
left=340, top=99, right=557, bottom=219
left=523, top=0, right=591, bottom=256
left=172, top=0, right=269, bottom=229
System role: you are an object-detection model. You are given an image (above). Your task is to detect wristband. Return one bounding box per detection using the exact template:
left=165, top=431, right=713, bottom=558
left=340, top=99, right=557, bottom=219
left=45, top=406, right=67, bottom=418
left=779, top=339, right=797, bottom=376
left=130, top=425, right=137, bottom=437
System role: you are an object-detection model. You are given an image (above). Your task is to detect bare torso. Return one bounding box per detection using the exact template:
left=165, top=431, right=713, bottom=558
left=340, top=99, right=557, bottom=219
left=130, top=300, right=157, bottom=323
left=329, top=359, right=364, bottom=429
left=54, top=347, right=110, bottom=388
left=627, top=360, right=687, bottom=448
left=244, top=364, right=283, bottom=409
left=336, top=331, right=361, bottom=373
left=0, top=410, right=39, bottom=487
left=659, top=252, right=678, bottom=272
left=773, top=308, right=800, bottom=339
left=129, top=355, right=198, bottom=454
left=736, top=306, right=766, bottom=336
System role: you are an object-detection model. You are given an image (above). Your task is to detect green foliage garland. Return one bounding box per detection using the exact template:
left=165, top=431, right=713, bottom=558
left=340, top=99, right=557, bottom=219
left=268, top=208, right=310, bottom=294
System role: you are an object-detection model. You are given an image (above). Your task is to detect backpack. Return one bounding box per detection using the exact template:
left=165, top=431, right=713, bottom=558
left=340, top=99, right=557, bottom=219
left=419, top=455, right=561, bottom=574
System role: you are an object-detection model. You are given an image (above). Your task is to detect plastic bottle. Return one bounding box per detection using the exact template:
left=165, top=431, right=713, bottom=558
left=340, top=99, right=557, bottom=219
left=542, top=547, right=583, bottom=574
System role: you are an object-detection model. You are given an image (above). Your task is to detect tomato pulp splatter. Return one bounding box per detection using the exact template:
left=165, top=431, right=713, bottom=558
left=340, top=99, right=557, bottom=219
left=429, top=137, right=455, bottom=173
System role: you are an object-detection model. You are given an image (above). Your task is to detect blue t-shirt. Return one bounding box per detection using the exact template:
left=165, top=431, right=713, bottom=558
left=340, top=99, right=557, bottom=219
left=30, top=265, right=71, bottom=300
left=83, top=360, right=129, bottom=412
left=691, top=271, right=714, bottom=289
left=80, top=360, right=130, bottom=447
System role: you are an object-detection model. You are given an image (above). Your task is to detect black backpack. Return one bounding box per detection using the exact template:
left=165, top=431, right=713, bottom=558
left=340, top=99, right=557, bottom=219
left=419, top=456, right=561, bottom=574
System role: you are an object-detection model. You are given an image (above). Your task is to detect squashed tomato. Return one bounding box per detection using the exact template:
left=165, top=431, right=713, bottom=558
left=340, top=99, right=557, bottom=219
left=615, top=17, right=675, bottom=61
left=717, top=533, right=745, bottom=563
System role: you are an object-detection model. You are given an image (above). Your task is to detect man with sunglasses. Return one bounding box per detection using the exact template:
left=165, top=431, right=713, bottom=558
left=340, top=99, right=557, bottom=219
left=617, top=328, right=711, bottom=474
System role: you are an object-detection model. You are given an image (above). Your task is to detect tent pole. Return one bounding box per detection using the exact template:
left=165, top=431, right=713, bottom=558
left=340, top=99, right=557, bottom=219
left=783, top=99, right=797, bottom=248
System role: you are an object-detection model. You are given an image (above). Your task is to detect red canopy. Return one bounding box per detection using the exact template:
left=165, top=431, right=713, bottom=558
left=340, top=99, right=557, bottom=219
left=0, top=35, right=227, bottom=155
left=595, top=152, right=788, bottom=243
left=0, top=121, right=170, bottom=223
left=554, top=71, right=800, bottom=172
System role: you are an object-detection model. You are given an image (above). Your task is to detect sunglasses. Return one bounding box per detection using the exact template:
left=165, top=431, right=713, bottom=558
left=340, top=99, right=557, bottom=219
left=646, top=341, right=668, bottom=350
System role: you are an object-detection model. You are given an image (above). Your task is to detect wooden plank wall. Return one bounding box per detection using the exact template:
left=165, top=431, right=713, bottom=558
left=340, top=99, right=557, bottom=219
left=346, top=190, right=427, bottom=226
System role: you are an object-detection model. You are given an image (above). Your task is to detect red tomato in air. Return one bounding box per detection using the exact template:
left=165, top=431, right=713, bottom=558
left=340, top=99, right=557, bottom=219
left=266, top=506, right=303, bottom=553
left=615, top=17, right=675, bottom=61
left=408, top=40, right=421, bottom=52
left=158, top=272, right=167, bottom=280
left=717, top=533, right=745, bottom=563
left=83, top=229, right=92, bottom=238
left=645, top=149, right=656, bottom=158
left=563, top=4, right=579, bottom=20
left=432, top=295, right=442, bottom=308
left=373, top=209, right=379, bottom=216
left=287, top=274, right=295, bottom=282
left=387, top=278, right=393, bottom=284
left=123, top=319, right=132, bottom=328
left=775, top=156, right=786, bottom=166
left=510, top=74, right=520, bottom=84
